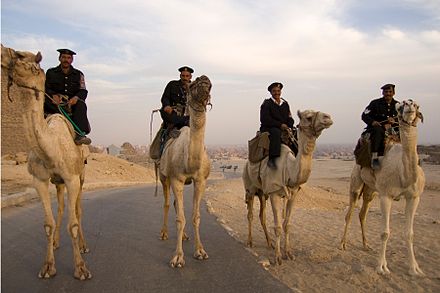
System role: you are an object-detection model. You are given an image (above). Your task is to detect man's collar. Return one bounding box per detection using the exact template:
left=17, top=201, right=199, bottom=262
left=271, top=97, right=284, bottom=106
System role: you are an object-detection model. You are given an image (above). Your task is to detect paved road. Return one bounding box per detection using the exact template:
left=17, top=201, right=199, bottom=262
left=2, top=184, right=292, bottom=292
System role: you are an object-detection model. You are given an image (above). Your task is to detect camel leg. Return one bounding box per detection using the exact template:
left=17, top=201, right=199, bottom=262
left=258, top=194, right=274, bottom=249
left=246, top=194, right=254, bottom=247
left=65, top=177, right=92, bottom=280
left=53, top=184, right=65, bottom=250
left=35, top=178, right=57, bottom=279
left=76, top=175, right=89, bottom=254
left=340, top=166, right=364, bottom=250
left=174, top=199, right=190, bottom=241
left=270, top=194, right=284, bottom=265
left=376, top=195, right=392, bottom=275
left=283, top=187, right=300, bottom=260
left=359, top=188, right=377, bottom=251
left=160, top=177, right=171, bottom=240
left=170, top=179, right=186, bottom=268
left=405, top=195, right=424, bottom=276
left=192, top=179, right=209, bottom=260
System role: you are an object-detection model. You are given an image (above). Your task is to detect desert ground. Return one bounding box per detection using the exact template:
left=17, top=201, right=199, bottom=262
left=2, top=154, right=439, bottom=292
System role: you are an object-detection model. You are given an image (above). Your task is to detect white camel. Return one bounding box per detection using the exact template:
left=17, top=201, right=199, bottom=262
left=243, top=110, right=333, bottom=264
left=1, top=45, right=91, bottom=280
left=340, top=99, right=425, bottom=276
left=158, top=75, right=212, bottom=268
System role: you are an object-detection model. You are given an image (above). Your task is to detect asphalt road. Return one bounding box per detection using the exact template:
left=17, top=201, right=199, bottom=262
left=1, top=184, right=292, bottom=293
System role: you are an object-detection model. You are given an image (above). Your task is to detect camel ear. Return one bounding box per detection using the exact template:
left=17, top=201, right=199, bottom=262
left=417, top=111, right=424, bottom=123
left=35, top=52, right=42, bottom=63
left=395, top=102, right=402, bottom=115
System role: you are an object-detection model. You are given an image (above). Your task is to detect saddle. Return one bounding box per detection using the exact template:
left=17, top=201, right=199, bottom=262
left=149, top=124, right=181, bottom=160
left=247, top=128, right=298, bottom=163
left=354, top=129, right=400, bottom=168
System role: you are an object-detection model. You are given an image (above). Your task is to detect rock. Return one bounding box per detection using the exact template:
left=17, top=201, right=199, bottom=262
left=14, top=152, right=28, bottom=164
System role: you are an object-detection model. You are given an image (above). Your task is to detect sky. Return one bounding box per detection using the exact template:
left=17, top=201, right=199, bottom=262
left=2, top=0, right=440, bottom=147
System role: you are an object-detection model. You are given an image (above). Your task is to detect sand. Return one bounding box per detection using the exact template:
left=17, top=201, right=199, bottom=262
left=2, top=154, right=439, bottom=292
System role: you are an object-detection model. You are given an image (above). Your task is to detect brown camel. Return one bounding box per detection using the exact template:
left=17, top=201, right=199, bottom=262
left=1, top=45, right=91, bottom=280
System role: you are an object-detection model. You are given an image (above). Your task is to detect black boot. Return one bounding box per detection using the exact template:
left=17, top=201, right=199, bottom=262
left=267, top=157, right=277, bottom=169
left=74, top=134, right=92, bottom=145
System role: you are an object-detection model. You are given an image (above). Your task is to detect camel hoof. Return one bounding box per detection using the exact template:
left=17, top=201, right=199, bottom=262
left=409, top=266, right=425, bottom=277
left=74, top=263, right=92, bottom=280
left=285, top=251, right=294, bottom=260
left=376, top=265, right=390, bottom=275
left=362, top=244, right=373, bottom=251
left=339, top=242, right=347, bottom=251
left=170, top=254, right=185, bottom=268
left=183, top=232, right=190, bottom=241
left=160, top=231, right=168, bottom=240
left=274, top=255, right=283, bottom=265
left=80, top=247, right=90, bottom=254
left=38, top=263, right=57, bottom=279
left=194, top=249, right=209, bottom=260
left=246, top=240, right=253, bottom=248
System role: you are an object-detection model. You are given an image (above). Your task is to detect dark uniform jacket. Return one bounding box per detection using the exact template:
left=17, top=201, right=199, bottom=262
left=362, top=97, right=398, bottom=129
left=260, top=98, right=295, bottom=130
left=45, top=65, right=88, bottom=101
left=161, top=80, right=187, bottom=109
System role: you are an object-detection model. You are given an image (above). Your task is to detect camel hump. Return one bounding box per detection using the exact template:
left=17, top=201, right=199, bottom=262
left=46, top=113, right=76, bottom=139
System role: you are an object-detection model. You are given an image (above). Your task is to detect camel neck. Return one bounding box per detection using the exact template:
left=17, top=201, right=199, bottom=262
left=187, top=107, right=206, bottom=173
left=399, top=122, right=419, bottom=186
left=291, top=130, right=316, bottom=186
left=21, top=89, right=53, bottom=163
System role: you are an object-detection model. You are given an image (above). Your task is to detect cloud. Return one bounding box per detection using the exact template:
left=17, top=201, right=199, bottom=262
left=2, top=0, right=440, bottom=145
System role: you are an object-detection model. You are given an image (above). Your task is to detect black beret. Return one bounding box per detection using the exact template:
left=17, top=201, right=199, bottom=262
left=268, top=82, right=283, bottom=92
left=57, top=48, right=76, bottom=56
left=178, top=66, right=194, bottom=73
left=381, top=83, right=395, bottom=90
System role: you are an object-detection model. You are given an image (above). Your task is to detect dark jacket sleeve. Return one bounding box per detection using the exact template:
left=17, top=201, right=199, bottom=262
left=361, top=100, right=376, bottom=126
left=45, top=69, right=57, bottom=97
left=75, top=71, right=88, bottom=101
left=285, top=103, right=295, bottom=128
left=260, top=100, right=282, bottom=128
left=161, top=82, right=173, bottom=108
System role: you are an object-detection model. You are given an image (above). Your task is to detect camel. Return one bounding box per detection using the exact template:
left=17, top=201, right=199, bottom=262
left=243, top=110, right=333, bottom=264
left=340, top=99, right=425, bottom=276
left=1, top=45, right=91, bottom=280
left=158, top=75, right=212, bottom=268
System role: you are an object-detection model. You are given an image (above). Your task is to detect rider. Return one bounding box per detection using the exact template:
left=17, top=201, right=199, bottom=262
left=260, top=82, right=295, bottom=169
left=160, top=66, right=193, bottom=130
left=361, top=83, right=399, bottom=170
left=44, top=48, right=91, bottom=145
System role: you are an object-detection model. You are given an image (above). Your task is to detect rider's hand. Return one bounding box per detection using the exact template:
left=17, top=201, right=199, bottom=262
left=52, top=94, right=61, bottom=105
left=372, top=121, right=381, bottom=127
left=68, top=96, right=78, bottom=105
left=387, top=117, right=395, bottom=124
left=164, top=106, right=173, bottom=114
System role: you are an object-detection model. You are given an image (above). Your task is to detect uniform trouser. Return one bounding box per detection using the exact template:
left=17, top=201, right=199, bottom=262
left=44, top=99, right=91, bottom=134
left=160, top=109, right=189, bottom=129
left=369, top=125, right=385, bottom=155
left=262, top=127, right=282, bottom=159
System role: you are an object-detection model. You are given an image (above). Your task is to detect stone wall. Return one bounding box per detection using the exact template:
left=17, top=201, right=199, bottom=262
left=1, top=69, right=30, bottom=156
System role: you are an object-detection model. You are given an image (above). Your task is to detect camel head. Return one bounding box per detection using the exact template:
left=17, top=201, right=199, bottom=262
left=396, top=99, right=423, bottom=126
left=187, top=75, right=212, bottom=111
left=297, top=110, right=333, bottom=137
left=1, top=44, right=44, bottom=101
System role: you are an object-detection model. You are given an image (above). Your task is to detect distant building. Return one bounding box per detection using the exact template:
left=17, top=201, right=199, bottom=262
left=107, top=144, right=121, bottom=156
